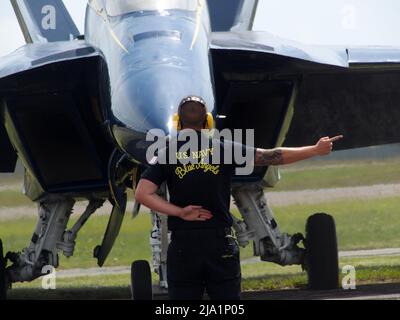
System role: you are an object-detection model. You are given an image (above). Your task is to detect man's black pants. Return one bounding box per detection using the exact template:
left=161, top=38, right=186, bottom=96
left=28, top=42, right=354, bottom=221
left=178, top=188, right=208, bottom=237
left=167, top=228, right=241, bottom=300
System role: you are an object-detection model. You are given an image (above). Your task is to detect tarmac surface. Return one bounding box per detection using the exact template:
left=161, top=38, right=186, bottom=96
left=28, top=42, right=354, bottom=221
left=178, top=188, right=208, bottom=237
left=149, top=282, right=400, bottom=300
left=240, top=282, right=400, bottom=300
left=8, top=283, right=400, bottom=300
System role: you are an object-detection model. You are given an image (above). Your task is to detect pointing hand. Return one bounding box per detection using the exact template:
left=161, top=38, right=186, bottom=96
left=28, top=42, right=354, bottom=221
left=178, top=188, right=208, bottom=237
left=315, top=135, right=344, bottom=156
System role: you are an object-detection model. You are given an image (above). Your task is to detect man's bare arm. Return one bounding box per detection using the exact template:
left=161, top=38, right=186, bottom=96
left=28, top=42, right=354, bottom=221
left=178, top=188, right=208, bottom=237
left=135, top=179, right=213, bottom=221
left=255, top=148, right=285, bottom=166
left=255, top=135, right=343, bottom=166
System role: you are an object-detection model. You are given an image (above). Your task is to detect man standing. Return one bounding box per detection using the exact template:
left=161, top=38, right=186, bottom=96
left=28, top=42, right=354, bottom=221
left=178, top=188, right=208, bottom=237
left=135, top=96, right=343, bottom=300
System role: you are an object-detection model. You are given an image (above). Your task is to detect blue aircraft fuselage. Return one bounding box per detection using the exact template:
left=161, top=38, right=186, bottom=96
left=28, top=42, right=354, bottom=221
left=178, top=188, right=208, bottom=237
left=85, top=3, right=215, bottom=162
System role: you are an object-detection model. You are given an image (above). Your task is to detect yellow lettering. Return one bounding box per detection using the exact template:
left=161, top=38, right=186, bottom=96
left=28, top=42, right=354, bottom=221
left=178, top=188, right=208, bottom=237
left=192, top=151, right=199, bottom=159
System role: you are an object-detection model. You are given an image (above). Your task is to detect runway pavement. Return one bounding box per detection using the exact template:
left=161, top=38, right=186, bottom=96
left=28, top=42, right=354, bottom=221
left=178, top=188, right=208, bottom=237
left=150, top=282, right=400, bottom=300
left=241, top=282, right=400, bottom=300
left=8, top=282, right=400, bottom=300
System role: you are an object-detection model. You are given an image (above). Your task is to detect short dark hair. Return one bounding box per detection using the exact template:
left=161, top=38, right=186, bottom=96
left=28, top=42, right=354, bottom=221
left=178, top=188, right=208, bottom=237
left=178, top=97, right=207, bottom=128
left=179, top=101, right=206, bottom=128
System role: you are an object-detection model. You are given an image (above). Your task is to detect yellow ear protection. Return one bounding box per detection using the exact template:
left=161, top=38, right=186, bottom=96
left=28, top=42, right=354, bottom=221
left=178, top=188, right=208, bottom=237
left=173, top=96, right=214, bottom=130
left=204, top=112, right=214, bottom=130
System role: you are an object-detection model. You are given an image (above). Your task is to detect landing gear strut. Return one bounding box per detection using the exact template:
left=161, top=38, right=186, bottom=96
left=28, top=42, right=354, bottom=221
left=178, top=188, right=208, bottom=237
left=4, top=198, right=105, bottom=287
left=149, top=183, right=169, bottom=294
left=231, top=182, right=339, bottom=289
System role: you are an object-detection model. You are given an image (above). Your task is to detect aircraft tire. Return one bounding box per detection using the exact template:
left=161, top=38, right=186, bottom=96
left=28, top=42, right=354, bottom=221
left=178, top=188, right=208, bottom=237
left=305, top=213, right=339, bottom=290
left=0, top=239, right=7, bottom=300
left=131, top=260, right=152, bottom=300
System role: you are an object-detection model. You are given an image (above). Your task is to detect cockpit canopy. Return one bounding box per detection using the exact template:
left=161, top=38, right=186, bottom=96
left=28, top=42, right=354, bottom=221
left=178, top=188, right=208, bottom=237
left=106, top=0, right=199, bottom=16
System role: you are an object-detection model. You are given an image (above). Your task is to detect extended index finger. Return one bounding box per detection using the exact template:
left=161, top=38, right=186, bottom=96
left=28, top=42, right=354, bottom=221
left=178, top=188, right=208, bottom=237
left=329, top=135, right=344, bottom=143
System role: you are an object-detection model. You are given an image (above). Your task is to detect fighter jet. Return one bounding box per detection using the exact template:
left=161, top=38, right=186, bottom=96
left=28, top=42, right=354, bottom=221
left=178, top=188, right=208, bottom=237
left=1, top=0, right=400, bottom=300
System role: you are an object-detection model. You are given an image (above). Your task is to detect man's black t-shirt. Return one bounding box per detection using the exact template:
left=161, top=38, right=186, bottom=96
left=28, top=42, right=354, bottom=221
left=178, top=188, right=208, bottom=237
left=140, top=130, right=254, bottom=231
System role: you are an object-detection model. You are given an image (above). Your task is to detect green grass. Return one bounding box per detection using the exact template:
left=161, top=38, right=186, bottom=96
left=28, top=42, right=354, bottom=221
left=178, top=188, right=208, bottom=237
left=2, top=197, right=400, bottom=269
left=242, top=255, right=400, bottom=291
left=271, top=197, right=400, bottom=251
left=0, top=190, right=33, bottom=207
left=240, top=196, right=400, bottom=258
left=9, top=275, right=132, bottom=300
left=4, top=195, right=400, bottom=299
left=0, top=174, right=31, bottom=207
left=0, top=185, right=135, bottom=208
left=273, top=159, right=400, bottom=191
left=8, top=256, right=400, bottom=299
left=3, top=158, right=400, bottom=298
left=0, top=213, right=153, bottom=269
left=2, top=159, right=400, bottom=208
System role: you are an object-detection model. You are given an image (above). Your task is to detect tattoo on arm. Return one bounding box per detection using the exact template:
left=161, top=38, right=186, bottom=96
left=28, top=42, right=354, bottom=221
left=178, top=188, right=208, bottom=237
left=255, top=149, right=284, bottom=166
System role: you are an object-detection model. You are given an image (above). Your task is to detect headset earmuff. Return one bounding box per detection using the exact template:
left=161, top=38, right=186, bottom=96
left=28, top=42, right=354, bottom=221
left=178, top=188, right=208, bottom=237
left=174, top=96, right=214, bottom=130
left=205, top=112, right=214, bottom=130
left=172, top=113, right=181, bottom=131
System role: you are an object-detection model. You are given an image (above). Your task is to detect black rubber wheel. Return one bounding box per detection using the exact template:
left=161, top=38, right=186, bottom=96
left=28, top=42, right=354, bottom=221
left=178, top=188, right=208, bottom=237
left=131, top=260, right=152, bottom=300
left=0, top=239, right=7, bottom=300
left=305, top=213, right=339, bottom=290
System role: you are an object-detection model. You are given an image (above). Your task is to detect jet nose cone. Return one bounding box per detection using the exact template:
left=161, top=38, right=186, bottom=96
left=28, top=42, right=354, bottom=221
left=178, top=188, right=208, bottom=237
left=110, top=68, right=186, bottom=161
left=114, top=65, right=210, bottom=133
left=109, top=65, right=214, bottom=162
